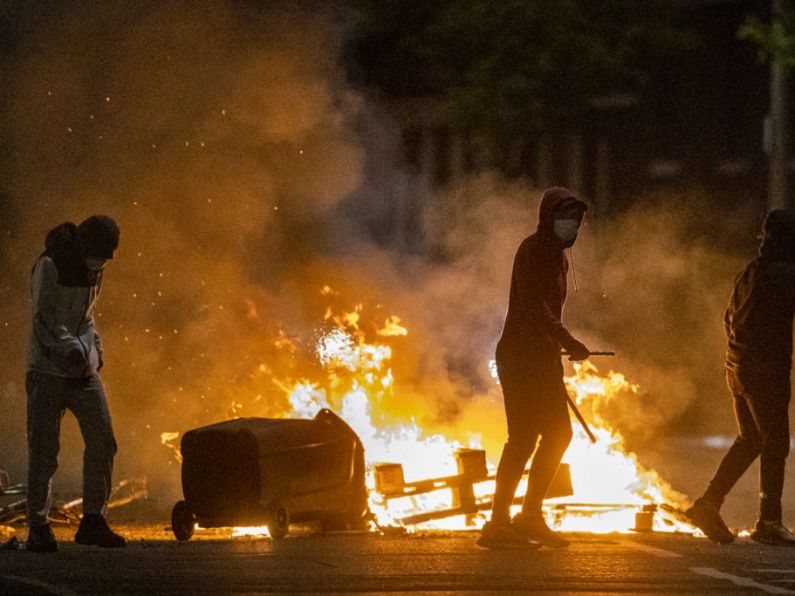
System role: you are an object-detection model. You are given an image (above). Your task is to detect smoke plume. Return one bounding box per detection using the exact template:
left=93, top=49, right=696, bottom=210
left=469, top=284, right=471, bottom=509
left=0, top=0, right=761, bottom=512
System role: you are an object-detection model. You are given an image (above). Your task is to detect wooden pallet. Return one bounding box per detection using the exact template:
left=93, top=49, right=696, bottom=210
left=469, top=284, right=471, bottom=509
left=373, top=449, right=573, bottom=525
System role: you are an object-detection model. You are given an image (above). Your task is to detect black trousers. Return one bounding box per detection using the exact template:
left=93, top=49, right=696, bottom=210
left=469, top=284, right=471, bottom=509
left=701, top=367, right=790, bottom=522
left=490, top=359, right=572, bottom=524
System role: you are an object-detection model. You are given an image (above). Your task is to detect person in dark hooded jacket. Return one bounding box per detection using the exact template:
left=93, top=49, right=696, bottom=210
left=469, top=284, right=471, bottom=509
left=478, top=187, right=590, bottom=550
left=25, top=215, right=126, bottom=552
left=686, top=209, right=795, bottom=545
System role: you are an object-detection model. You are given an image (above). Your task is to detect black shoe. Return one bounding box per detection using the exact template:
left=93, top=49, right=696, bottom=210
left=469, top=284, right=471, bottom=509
left=26, top=524, right=57, bottom=553
left=512, top=512, right=569, bottom=548
left=75, top=515, right=126, bottom=548
left=750, top=520, right=795, bottom=546
left=685, top=500, right=734, bottom=544
left=477, top=520, right=540, bottom=550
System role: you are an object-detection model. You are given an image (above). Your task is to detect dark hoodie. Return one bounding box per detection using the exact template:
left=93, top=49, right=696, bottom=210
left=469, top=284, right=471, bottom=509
left=725, top=209, right=795, bottom=377
left=496, top=187, right=587, bottom=371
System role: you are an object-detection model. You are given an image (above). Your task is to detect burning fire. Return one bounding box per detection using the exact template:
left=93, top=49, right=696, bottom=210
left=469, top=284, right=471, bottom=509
left=164, top=288, right=691, bottom=537
left=555, top=363, right=688, bottom=532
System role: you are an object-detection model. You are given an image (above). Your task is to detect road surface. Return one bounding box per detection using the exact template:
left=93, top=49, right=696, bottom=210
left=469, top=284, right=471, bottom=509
left=2, top=525, right=795, bottom=594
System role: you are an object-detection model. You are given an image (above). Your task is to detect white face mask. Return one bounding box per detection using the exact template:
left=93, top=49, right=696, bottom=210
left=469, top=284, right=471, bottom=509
left=85, top=257, right=109, bottom=272
left=552, top=219, right=580, bottom=243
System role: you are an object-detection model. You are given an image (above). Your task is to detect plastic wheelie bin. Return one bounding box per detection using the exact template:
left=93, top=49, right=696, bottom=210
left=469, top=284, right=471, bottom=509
left=171, top=409, right=368, bottom=540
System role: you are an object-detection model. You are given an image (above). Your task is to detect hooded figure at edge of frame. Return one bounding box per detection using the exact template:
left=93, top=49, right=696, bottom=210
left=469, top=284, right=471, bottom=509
left=687, top=209, right=795, bottom=545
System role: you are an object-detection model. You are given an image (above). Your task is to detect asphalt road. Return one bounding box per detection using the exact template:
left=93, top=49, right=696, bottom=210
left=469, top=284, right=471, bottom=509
left=2, top=525, right=795, bottom=594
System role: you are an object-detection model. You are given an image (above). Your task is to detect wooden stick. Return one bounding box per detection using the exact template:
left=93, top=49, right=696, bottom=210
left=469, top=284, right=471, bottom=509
left=566, top=394, right=597, bottom=443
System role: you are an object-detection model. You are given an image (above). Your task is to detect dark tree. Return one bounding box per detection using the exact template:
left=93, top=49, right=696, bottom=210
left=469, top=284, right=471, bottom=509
left=346, top=0, right=696, bottom=139
left=741, top=2, right=795, bottom=70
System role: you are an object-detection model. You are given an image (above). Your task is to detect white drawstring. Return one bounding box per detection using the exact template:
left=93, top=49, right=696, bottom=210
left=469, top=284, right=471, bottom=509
left=568, top=247, right=579, bottom=292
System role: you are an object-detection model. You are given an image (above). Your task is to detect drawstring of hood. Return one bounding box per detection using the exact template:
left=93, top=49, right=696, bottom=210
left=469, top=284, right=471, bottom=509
left=568, top=247, right=579, bottom=292
left=536, top=187, right=587, bottom=291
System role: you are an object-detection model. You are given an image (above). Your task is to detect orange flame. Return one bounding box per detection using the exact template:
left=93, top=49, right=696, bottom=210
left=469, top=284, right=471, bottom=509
left=168, top=289, right=691, bottom=537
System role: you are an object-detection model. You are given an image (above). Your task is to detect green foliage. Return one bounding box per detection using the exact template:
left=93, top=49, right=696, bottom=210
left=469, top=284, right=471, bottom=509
left=347, top=0, right=696, bottom=135
left=739, top=5, right=795, bottom=69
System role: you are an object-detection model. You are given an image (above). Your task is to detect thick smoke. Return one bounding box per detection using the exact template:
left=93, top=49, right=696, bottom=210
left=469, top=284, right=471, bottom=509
left=418, top=180, right=755, bottom=452
left=0, top=0, right=372, bottom=495
left=0, top=0, right=762, bottom=513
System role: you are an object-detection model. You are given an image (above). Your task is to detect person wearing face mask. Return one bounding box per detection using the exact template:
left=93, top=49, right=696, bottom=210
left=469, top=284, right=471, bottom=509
left=25, top=215, right=126, bottom=552
left=478, top=187, right=590, bottom=550
left=686, top=209, right=795, bottom=546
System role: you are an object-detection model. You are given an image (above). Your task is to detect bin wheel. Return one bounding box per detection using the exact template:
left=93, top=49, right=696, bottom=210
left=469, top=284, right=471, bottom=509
left=268, top=504, right=289, bottom=540
left=172, top=500, right=196, bottom=541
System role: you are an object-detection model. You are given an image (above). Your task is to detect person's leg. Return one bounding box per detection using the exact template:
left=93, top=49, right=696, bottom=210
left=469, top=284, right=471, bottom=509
left=65, top=374, right=117, bottom=517
left=699, top=393, right=761, bottom=507
left=687, top=370, right=761, bottom=543
left=741, top=379, right=795, bottom=545
left=26, top=371, right=65, bottom=528
left=521, top=385, right=572, bottom=516
left=748, top=387, right=790, bottom=523
left=491, top=371, right=537, bottom=525
left=66, top=374, right=125, bottom=548
left=508, top=380, right=572, bottom=548
left=480, top=364, right=541, bottom=549
left=492, top=432, right=537, bottom=524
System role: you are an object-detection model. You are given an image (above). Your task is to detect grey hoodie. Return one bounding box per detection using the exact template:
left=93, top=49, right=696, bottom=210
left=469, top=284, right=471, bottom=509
left=27, top=256, right=103, bottom=378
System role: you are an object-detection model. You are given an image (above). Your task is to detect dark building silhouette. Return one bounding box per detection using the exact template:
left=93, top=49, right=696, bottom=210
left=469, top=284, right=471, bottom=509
left=381, top=1, right=785, bottom=216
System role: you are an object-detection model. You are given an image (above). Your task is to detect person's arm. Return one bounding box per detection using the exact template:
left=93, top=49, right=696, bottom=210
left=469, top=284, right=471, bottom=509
left=784, top=263, right=795, bottom=320
left=533, top=298, right=583, bottom=351
left=31, top=258, right=85, bottom=365
left=765, top=263, right=795, bottom=317
left=93, top=323, right=103, bottom=370
left=788, top=263, right=795, bottom=304
left=723, top=305, right=732, bottom=339
left=515, top=245, right=589, bottom=357
left=90, top=274, right=104, bottom=369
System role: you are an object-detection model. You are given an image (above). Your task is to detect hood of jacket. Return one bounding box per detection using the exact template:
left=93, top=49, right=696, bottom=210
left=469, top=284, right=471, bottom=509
left=536, top=187, right=588, bottom=243
left=759, top=209, right=795, bottom=263
left=42, top=222, right=98, bottom=287
left=77, top=215, right=120, bottom=260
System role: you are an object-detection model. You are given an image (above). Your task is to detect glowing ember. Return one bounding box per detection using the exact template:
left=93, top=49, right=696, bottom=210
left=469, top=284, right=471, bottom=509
left=377, top=316, right=409, bottom=337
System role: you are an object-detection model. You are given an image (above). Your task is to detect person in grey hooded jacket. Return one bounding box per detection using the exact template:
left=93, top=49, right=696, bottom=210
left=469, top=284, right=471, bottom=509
left=25, top=215, right=126, bottom=552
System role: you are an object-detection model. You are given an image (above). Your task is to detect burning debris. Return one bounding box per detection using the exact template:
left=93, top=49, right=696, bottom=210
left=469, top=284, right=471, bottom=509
left=163, top=300, right=693, bottom=539
left=0, top=468, right=18, bottom=549
left=0, top=475, right=148, bottom=526
left=372, top=451, right=573, bottom=526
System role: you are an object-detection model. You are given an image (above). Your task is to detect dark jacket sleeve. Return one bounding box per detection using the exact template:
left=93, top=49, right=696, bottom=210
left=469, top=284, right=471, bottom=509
left=513, top=242, right=578, bottom=349
left=771, top=262, right=795, bottom=311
